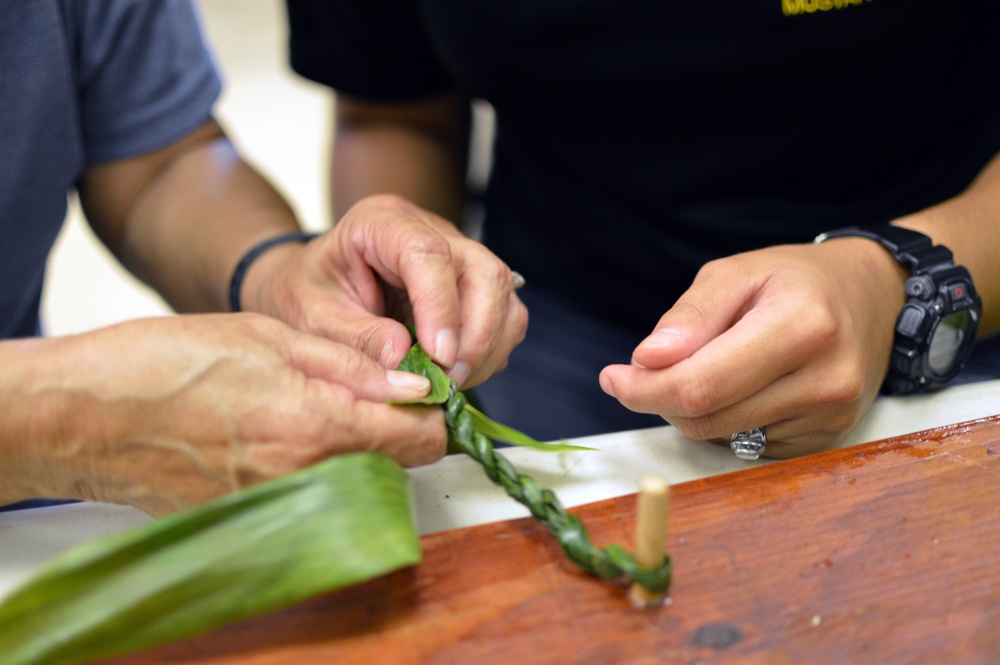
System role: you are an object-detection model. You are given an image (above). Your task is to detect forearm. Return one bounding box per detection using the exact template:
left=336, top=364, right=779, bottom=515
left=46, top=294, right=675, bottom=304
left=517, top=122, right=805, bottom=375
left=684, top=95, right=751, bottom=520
left=0, top=338, right=119, bottom=503
left=80, top=120, right=302, bottom=314
left=124, top=139, right=301, bottom=313
left=332, top=93, right=470, bottom=224
left=893, top=151, right=1000, bottom=336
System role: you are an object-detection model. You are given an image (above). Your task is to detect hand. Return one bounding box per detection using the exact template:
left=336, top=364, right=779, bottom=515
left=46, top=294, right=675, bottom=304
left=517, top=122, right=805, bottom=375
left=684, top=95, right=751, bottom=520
left=4, top=314, right=446, bottom=515
left=599, top=240, right=908, bottom=457
left=242, top=194, right=528, bottom=388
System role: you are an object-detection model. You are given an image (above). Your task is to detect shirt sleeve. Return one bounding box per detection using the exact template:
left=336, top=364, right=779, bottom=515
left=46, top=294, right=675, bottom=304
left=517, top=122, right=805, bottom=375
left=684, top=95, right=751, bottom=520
left=74, top=0, right=222, bottom=164
left=285, top=0, right=453, bottom=101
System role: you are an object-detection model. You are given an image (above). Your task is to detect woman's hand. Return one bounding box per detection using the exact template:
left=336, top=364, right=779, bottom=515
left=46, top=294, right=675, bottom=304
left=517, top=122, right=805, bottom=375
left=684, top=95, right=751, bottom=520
left=600, top=239, right=908, bottom=457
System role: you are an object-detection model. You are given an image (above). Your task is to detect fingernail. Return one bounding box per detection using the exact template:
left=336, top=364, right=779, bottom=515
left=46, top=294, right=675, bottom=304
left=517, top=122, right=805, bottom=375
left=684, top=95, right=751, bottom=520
left=434, top=329, right=458, bottom=367
left=639, top=328, right=683, bottom=350
left=449, top=361, right=471, bottom=387
left=379, top=340, right=395, bottom=367
left=599, top=373, right=615, bottom=397
left=387, top=370, right=431, bottom=394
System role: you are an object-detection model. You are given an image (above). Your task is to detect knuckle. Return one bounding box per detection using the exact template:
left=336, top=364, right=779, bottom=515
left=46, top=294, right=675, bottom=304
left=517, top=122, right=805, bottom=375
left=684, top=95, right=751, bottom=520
left=364, top=192, right=411, bottom=212
left=490, top=259, right=513, bottom=288
left=348, top=323, right=391, bottom=363
left=821, top=366, right=867, bottom=406
left=398, top=225, right=451, bottom=260
left=674, top=372, right=718, bottom=417
left=795, top=302, right=840, bottom=347
left=695, top=257, right=727, bottom=280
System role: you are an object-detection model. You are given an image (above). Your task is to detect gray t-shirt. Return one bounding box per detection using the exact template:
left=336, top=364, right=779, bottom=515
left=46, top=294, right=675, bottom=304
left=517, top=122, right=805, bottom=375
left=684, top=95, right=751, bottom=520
left=0, top=0, right=222, bottom=338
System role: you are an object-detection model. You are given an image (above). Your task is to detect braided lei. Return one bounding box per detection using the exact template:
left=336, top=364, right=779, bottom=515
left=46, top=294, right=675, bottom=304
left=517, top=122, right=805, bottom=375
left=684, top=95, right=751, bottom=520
left=397, top=341, right=673, bottom=595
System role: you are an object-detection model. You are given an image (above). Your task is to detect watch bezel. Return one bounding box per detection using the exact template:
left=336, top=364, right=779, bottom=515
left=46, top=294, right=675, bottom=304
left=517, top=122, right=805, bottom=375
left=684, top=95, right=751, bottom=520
left=815, top=224, right=981, bottom=395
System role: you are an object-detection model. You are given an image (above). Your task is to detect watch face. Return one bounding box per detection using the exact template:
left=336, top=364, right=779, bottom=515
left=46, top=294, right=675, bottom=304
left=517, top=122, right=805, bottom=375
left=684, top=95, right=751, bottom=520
left=927, top=310, right=972, bottom=375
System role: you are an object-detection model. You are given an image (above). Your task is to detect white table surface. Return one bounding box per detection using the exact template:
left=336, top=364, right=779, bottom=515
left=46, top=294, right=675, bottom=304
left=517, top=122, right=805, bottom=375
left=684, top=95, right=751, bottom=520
left=3, top=380, right=998, bottom=602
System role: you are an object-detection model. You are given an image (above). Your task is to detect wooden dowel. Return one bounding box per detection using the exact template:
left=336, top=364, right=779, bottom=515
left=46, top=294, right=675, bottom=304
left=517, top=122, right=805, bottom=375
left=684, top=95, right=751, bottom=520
left=629, top=476, right=670, bottom=608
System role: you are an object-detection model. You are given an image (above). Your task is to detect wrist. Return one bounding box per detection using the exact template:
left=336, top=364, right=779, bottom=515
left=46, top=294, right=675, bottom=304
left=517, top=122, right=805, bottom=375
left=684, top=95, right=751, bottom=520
left=816, top=224, right=981, bottom=394
left=228, top=232, right=320, bottom=313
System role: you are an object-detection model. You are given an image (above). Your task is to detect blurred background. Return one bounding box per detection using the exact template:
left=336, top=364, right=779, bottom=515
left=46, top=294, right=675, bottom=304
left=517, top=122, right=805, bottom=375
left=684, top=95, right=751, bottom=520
left=41, top=0, right=331, bottom=336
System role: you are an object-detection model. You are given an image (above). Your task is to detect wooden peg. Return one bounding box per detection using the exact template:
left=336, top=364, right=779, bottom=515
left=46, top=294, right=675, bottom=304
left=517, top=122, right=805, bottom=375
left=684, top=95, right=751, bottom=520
left=629, top=476, right=670, bottom=608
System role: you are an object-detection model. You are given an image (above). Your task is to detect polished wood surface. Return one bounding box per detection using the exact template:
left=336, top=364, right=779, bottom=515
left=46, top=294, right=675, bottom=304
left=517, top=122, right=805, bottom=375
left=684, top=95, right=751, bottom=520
left=104, top=416, right=1000, bottom=664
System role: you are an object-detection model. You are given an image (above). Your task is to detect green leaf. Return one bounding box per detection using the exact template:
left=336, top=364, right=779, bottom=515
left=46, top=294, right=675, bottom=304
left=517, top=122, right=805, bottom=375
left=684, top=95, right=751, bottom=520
left=394, top=341, right=595, bottom=452
left=394, top=340, right=453, bottom=405
left=0, top=453, right=420, bottom=665
left=465, top=404, right=595, bottom=452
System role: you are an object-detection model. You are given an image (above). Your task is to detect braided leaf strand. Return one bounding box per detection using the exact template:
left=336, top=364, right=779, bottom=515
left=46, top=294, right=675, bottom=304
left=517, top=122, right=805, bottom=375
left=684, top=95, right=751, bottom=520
left=444, top=386, right=673, bottom=594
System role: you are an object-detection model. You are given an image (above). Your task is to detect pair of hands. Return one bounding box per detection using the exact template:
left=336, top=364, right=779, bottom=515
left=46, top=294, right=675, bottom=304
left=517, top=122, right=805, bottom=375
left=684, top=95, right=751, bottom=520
left=157, top=195, right=525, bottom=510
left=601, top=238, right=907, bottom=458
left=274, top=207, right=895, bottom=464
left=25, top=194, right=902, bottom=513
left=13, top=195, right=525, bottom=515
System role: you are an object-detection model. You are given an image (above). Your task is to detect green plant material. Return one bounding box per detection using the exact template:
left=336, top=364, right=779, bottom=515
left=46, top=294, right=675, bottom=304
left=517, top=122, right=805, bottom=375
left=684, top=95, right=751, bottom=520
left=395, top=341, right=592, bottom=453
left=0, top=453, right=420, bottom=665
left=395, top=340, right=453, bottom=404
left=464, top=404, right=596, bottom=452
left=397, top=341, right=673, bottom=595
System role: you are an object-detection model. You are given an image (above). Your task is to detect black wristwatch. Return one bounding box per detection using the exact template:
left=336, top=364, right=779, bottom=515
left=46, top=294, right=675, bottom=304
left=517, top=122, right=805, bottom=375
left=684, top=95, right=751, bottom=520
left=815, top=223, right=981, bottom=395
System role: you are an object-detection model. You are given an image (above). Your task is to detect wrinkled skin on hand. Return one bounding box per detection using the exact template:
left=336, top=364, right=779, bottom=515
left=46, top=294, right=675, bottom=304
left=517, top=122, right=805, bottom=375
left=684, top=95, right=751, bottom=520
left=600, top=240, right=908, bottom=458
left=244, top=194, right=528, bottom=389
left=6, top=314, right=445, bottom=516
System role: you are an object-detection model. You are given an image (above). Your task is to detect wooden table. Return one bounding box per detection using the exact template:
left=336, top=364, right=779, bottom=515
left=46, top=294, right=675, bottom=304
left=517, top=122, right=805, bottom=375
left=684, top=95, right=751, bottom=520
left=105, top=415, right=1000, bottom=664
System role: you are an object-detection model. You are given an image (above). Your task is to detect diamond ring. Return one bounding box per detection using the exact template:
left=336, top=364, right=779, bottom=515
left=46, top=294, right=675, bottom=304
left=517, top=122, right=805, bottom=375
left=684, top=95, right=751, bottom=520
left=731, top=427, right=767, bottom=460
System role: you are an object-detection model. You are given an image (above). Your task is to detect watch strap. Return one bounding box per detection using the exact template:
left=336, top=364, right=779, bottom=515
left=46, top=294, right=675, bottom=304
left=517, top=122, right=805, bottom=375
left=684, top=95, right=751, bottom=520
left=815, top=224, right=953, bottom=274
left=815, top=223, right=981, bottom=395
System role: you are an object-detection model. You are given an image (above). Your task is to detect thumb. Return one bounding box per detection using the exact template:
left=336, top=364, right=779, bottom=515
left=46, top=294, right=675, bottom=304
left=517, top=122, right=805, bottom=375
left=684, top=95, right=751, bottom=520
left=632, top=266, right=754, bottom=370
left=328, top=312, right=417, bottom=370
left=286, top=327, right=431, bottom=402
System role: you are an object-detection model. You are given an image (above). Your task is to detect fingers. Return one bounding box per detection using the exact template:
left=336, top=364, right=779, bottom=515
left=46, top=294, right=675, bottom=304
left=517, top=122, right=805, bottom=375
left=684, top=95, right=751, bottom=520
left=602, top=346, right=868, bottom=457
left=346, top=401, right=448, bottom=468
left=631, top=259, right=759, bottom=371
left=396, top=207, right=527, bottom=386
left=341, top=195, right=464, bottom=368
left=256, top=194, right=524, bottom=385
left=673, top=370, right=862, bottom=455
left=334, top=195, right=526, bottom=383
left=267, top=380, right=447, bottom=471
left=284, top=325, right=431, bottom=403
left=41, top=314, right=447, bottom=516
left=706, top=428, right=844, bottom=460
left=599, top=246, right=890, bottom=459
left=460, top=293, right=528, bottom=388
left=272, top=320, right=447, bottom=466
left=602, top=304, right=812, bottom=420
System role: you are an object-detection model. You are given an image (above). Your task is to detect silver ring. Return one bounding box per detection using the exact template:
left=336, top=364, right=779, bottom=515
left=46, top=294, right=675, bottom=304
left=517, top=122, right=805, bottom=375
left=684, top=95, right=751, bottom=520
left=731, top=427, right=766, bottom=460
left=511, top=270, right=526, bottom=292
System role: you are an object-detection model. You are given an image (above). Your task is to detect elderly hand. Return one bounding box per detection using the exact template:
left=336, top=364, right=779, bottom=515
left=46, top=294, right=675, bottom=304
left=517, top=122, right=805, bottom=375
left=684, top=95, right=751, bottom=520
left=599, top=239, right=908, bottom=457
left=2, top=314, right=446, bottom=515
left=241, top=194, right=527, bottom=389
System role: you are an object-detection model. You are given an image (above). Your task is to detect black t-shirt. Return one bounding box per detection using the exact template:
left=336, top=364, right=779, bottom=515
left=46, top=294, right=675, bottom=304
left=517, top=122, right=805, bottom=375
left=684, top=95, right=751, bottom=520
left=287, top=0, right=1000, bottom=333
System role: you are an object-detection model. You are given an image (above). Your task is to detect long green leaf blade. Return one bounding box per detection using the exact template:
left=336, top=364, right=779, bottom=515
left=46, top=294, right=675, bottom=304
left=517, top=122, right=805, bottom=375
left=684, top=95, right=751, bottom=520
left=0, top=452, right=419, bottom=665
left=464, top=404, right=595, bottom=452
